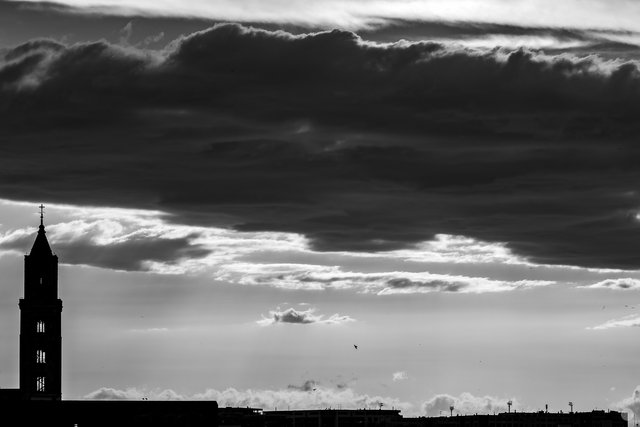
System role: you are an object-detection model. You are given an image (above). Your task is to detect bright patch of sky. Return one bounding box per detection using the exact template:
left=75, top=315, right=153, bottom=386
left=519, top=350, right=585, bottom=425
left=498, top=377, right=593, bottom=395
left=16, top=0, right=640, bottom=33
left=1, top=198, right=640, bottom=416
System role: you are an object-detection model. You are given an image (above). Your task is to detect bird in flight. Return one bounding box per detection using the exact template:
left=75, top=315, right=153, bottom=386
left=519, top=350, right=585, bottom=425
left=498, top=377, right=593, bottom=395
left=354, top=345, right=358, bottom=350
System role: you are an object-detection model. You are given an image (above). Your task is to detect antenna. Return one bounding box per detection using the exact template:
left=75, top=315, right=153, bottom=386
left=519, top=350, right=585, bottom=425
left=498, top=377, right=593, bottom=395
left=569, top=402, right=573, bottom=413
left=508, top=400, right=513, bottom=413
left=450, top=406, right=454, bottom=417
left=545, top=404, right=548, bottom=413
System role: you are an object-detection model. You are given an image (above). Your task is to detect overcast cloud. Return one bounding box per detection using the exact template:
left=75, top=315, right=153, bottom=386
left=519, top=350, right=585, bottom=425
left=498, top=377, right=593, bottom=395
left=1, top=24, right=640, bottom=269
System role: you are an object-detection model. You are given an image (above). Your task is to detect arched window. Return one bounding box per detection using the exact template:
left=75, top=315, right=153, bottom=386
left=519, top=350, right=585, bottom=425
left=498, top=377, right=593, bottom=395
left=36, top=350, right=46, bottom=364
left=36, top=376, right=45, bottom=392
left=36, top=321, right=45, bottom=333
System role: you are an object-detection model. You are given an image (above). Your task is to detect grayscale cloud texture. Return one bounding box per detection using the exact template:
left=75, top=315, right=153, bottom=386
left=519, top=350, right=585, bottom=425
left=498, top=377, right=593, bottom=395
left=2, top=23, right=640, bottom=270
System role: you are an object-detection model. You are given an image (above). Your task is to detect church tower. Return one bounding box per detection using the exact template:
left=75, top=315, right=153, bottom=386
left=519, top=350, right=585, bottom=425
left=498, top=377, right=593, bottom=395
left=18, top=205, right=62, bottom=400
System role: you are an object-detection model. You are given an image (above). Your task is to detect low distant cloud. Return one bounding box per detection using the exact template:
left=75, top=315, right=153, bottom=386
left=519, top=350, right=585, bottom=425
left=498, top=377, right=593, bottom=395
left=85, top=387, right=184, bottom=401
left=422, top=392, right=518, bottom=416
left=583, top=279, right=640, bottom=290
left=588, top=315, right=640, bottom=330
left=257, top=307, right=355, bottom=326
left=84, top=381, right=412, bottom=412
left=392, top=371, right=408, bottom=382
left=611, top=386, right=640, bottom=422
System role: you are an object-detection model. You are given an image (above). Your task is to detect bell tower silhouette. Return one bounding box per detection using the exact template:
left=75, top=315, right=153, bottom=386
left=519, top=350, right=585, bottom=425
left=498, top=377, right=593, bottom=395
left=18, top=205, right=62, bottom=400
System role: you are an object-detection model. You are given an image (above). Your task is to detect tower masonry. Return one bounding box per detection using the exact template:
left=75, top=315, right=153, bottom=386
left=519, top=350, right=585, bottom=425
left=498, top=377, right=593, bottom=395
left=18, top=206, right=62, bottom=400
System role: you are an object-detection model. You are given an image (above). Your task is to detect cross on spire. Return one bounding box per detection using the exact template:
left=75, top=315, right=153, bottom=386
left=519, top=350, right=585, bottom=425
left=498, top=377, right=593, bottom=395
left=39, top=204, right=45, bottom=226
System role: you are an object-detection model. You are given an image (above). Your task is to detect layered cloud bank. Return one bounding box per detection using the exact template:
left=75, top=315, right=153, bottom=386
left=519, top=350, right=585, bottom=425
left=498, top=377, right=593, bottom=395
left=84, top=383, right=526, bottom=417
left=0, top=200, right=558, bottom=294
left=2, top=24, right=640, bottom=269
left=224, top=263, right=554, bottom=294
left=85, top=382, right=412, bottom=412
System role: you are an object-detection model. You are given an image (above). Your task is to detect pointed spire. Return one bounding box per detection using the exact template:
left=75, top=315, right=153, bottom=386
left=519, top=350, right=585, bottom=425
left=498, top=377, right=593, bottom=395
left=30, top=204, right=52, bottom=256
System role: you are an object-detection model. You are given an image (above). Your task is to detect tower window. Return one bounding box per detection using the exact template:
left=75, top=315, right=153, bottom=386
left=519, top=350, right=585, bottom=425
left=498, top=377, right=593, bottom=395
left=36, top=350, right=46, bottom=364
left=36, top=321, right=45, bottom=333
left=39, top=277, right=43, bottom=285
left=36, top=376, right=45, bottom=392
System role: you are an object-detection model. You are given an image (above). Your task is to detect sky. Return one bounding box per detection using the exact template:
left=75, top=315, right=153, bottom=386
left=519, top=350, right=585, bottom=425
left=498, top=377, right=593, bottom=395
left=0, top=0, right=640, bottom=420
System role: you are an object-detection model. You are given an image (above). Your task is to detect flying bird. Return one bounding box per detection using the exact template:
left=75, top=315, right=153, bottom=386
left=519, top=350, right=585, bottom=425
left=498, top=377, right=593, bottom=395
left=354, top=344, right=358, bottom=350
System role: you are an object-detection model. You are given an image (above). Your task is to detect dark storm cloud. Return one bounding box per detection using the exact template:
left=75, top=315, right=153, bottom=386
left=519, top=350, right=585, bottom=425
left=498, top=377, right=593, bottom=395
left=0, top=233, right=209, bottom=271
left=2, top=23, right=640, bottom=269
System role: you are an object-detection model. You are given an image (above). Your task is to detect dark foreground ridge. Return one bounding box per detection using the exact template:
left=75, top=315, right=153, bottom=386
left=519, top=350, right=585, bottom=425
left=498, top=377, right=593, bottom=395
left=0, top=211, right=632, bottom=426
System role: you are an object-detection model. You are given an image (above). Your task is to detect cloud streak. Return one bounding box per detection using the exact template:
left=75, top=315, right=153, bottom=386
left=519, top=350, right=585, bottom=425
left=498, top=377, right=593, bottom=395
left=583, top=278, right=640, bottom=290
left=588, top=315, right=640, bottom=330
left=223, top=263, right=554, bottom=294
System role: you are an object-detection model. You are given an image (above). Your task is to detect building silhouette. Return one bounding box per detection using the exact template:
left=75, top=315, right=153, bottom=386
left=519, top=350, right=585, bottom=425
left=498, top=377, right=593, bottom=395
left=19, top=207, right=63, bottom=400
left=263, top=408, right=404, bottom=427
left=0, top=210, right=633, bottom=426
left=0, top=211, right=219, bottom=426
